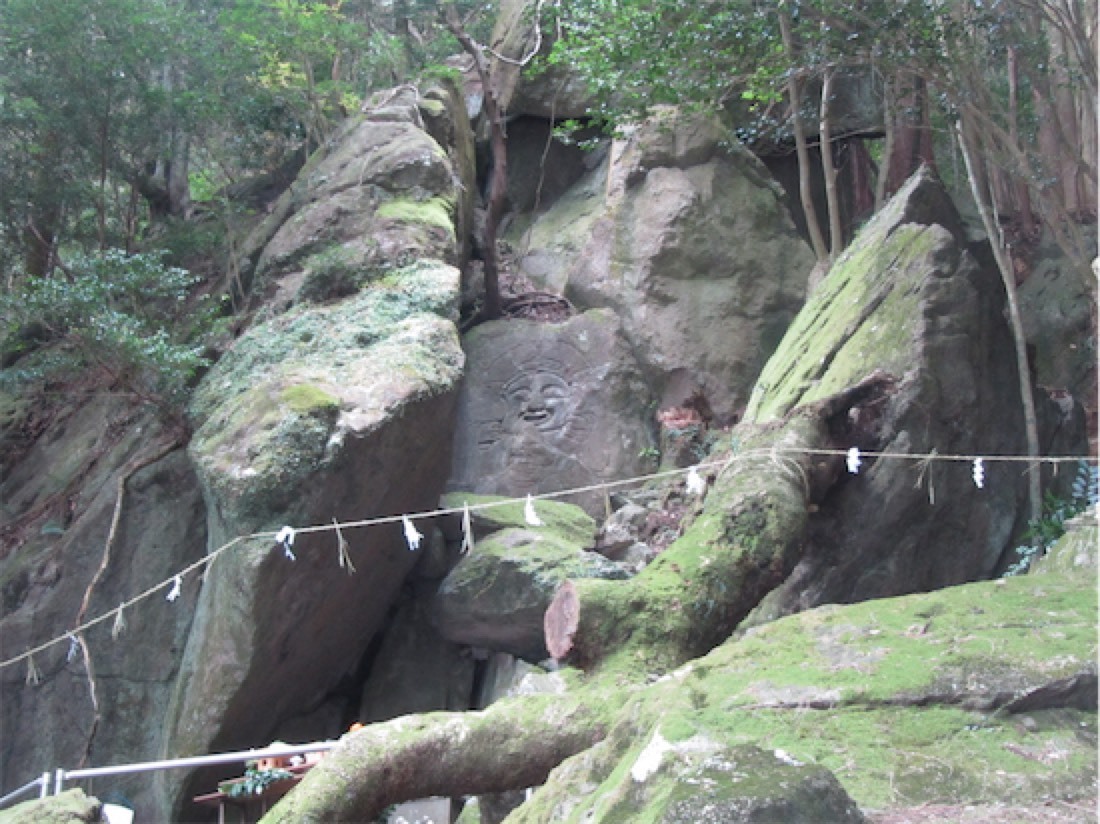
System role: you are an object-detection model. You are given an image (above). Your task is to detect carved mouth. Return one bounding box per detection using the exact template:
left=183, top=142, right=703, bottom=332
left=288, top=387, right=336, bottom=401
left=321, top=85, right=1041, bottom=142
left=521, top=408, right=551, bottom=423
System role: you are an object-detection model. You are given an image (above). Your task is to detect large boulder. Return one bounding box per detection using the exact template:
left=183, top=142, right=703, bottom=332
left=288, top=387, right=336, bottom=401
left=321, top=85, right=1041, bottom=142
left=160, top=86, right=470, bottom=819
left=0, top=397, right=205, bottom=815
left=742, top=167, right=1043, bottom=622
left=446, top=310, right=656, bottom=515
left=508, top=570, right=1096, bottom=822
left=512, top=107, right=813, bottom=424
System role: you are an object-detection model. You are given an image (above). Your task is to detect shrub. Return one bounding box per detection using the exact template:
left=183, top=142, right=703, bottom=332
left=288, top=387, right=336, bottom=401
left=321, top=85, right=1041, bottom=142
left=0, top=249, right=218, bottom=423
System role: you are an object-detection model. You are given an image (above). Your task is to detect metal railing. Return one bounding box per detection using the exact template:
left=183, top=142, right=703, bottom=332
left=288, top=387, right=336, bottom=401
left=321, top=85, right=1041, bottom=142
left=0, top=773, right=50, bottom=808
left=0, top=741, right=336, bottom=810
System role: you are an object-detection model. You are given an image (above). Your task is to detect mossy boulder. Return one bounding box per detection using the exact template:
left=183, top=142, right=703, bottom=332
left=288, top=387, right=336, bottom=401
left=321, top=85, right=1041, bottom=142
left=511, top=570, right=1097, bottom=821
left=189, top=261, right=461, bottom=528
left=518, top=738, right=866, bottom=824
left=243, top=82, right=473, bottom=310
left=741, top=168, right=1051, bottom=620
left=434, top=528, right=629, bottom=661
left=156, top=80, right=475, bottom=817
left=0, top=789, right=102, bottom=824
left=1032, top=508, right=1098, bottom=576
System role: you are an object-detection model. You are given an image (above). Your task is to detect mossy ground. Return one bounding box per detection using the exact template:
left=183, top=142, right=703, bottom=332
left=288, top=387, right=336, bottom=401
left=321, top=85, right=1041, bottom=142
left=561, top=572, right=1097, bottom=816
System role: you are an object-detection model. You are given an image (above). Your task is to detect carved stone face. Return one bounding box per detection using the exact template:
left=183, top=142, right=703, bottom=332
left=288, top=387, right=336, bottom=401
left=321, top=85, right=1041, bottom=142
left=503, top=370, right=571, bottom=433
left=448, top=314, right=652, bottom=512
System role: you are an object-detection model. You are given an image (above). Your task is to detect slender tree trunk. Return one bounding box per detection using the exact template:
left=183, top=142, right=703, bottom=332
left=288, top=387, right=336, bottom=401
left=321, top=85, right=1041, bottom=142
left=875, top=71, right=895, bottom=211
left=955, top=117, right=1042, bottom=522
left=885, top=73, right=936, bottom=197
left=779, top=11, right=828, bottom=263
left=819, top=65, right=843, bottom=259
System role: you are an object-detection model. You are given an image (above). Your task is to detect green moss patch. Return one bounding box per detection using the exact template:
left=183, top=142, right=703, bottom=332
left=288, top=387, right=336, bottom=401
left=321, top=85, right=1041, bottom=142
left=441, top=492, right=598, bottom=547
left=281, top=383, right=340, bottom=413
left=377, top=197, right=455, bottom=236
left=746, top=221, right=955, bottom=422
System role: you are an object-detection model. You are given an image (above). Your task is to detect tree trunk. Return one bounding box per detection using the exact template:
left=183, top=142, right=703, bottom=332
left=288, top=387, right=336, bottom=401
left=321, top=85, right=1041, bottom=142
left=779, top=11, right=828, bottom=263
left=955, top=117, right=1042, bottom=523
left=884, top=73, right=936, bottom=198
left=819, top=65, right=843, bottom=259
left=874, top=72, right=894, bottom=211
left=260, top=696, right=609, bottom=824
left=444, top=5, right=504, bottom=320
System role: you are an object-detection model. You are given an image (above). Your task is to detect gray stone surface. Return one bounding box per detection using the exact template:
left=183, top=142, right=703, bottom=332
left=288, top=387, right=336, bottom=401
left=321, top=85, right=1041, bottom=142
left=511, top=107, right=813, bottom=424
left=0, top=398, right=205, bottom=817
left=358, top=591, right=476, bottom=724
left=161, top=87, right=469, bottom=819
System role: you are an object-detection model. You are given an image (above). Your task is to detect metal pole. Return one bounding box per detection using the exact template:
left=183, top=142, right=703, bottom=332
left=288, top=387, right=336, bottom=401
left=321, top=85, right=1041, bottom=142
left=60, top=741, right=336, bottom=782
left=0, top=775, right=48, bottom=808
left=53, top=768, right=65, bottom=796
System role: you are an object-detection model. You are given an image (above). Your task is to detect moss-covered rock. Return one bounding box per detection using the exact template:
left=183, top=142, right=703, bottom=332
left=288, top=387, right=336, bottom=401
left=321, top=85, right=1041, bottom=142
left=440, top=492, right=598, bottom=547
left=189, top=262, right=461, bottom=528
left=513, top=571, right=1097, bottom=821
left=1032, top=508, right=1097, bottom=577
left=435, top=527, right=629, bottom=661
left=0, top=789, right=101, bottom=824
left=163, top=84, right=472, bottom=817
left=740, top=168, right=1049, bottom=621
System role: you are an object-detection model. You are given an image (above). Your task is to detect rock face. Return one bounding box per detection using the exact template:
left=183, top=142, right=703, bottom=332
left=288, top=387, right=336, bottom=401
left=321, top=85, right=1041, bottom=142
left=742, top=168, right=1038, bottom=623
left=512, top=108, right=813, bottom=423
left=159, top=84, right=471, bottom=817
left=0, top=398, right=205, bottom=814
left=447, top=310, right=656, bottom=515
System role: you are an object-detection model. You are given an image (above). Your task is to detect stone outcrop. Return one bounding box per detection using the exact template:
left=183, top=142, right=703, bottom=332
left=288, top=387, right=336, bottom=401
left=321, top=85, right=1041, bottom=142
left=262, top=552, right=1097, bottom=822
left=447, top=310, right=656, bottom=515
left=159, top=84, right=472, bottom=817
left=512, top=107, right=813, bottom=424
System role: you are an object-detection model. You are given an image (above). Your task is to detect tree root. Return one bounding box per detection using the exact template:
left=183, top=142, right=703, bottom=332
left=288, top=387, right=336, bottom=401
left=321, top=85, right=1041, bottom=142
left=70, top=434, right=183, bottom=768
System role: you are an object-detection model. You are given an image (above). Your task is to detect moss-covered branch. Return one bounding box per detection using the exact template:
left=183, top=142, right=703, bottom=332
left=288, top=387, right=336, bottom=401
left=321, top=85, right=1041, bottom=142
left=259, top=695, right=609, bottom=824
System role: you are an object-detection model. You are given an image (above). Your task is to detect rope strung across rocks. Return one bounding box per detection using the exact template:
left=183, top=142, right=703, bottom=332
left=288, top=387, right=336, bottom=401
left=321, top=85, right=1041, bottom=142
left=2, top=447, right=1094, bottom=672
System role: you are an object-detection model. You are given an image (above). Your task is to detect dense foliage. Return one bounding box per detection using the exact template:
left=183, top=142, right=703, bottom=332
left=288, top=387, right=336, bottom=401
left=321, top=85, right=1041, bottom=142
left=0, top=250, right=218, bottom=422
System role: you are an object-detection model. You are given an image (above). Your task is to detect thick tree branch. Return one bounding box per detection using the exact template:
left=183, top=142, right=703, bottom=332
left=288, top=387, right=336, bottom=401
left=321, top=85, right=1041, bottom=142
left=545, top=374, right=896, bottom=674
left=261, top=695, right=609, bottom=823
